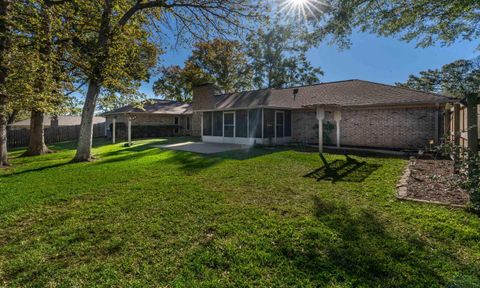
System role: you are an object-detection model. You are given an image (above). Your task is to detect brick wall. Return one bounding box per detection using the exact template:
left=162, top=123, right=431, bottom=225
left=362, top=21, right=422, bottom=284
left=192, top=84, right=215, bottom=111
left=292, top=107, right=438, bottom=149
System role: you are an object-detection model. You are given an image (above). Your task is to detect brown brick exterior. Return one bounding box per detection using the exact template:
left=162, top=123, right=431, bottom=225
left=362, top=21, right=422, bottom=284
left=192, top=84, right=216, bottom=111
left=292, top=107, right=439, bottom=149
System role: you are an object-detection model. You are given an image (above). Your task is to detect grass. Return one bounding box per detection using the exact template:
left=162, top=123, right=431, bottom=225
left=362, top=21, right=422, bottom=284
left=0, top=137, right=479, bottom=287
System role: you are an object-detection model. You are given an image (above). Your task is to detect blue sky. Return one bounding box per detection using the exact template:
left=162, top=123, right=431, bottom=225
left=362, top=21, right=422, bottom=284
left=139, top=31, right=478, bottom=98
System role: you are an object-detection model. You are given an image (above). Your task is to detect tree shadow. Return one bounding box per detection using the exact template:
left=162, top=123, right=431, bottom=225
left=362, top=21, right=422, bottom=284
left=0, top=161, right=74, bottom=178
left=274, top=196, right=444, bottom=286
left=304, top=154, right=381, bottom=183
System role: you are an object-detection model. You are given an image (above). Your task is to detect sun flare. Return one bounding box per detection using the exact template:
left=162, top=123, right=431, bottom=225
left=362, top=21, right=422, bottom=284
left=278, top=0, right=328, bottom=21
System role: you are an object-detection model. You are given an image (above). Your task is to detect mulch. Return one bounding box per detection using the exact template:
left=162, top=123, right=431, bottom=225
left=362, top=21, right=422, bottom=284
left=405, top=159, right=469, bottom=206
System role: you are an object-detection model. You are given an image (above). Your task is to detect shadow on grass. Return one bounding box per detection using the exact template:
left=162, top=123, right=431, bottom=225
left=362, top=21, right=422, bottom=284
left=275, top=196, right=442, bottom=286
left=0, top=161, right=73, bottom=178
left=158, top=146, right=284, bottom=174
left=304, top=154, right=381, bottom=183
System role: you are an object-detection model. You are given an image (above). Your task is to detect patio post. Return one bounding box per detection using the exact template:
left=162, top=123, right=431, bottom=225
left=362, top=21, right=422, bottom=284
left=127, top=116, right=132, bottom=146
left=334, top=110, right=342, bottom=148
left=316, top=106, right=325, bottom=153
left=112, top=117, right=116, bottom=144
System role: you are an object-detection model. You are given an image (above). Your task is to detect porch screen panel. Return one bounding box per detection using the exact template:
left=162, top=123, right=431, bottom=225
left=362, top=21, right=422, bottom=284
left=276, top=112, right=284, bottom=137
left=263, top=109, right=275, bottom=138
left=213, top=111, right=223, bottom=136
left=203, top=112, right=212, bottom=136
left=224, top=112, right=234, bottom=137
left=235, top=110, right=248, bottom=137
left=285, top=110, right=291, bottom=137
left=248, top=109, right=262, bottom=138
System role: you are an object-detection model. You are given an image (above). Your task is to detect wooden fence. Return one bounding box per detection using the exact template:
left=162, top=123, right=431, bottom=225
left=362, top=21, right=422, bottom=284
left=7, top=123, right=106, bottom=148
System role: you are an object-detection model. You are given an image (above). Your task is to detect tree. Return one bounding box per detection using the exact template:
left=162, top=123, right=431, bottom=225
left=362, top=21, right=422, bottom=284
left=64, top=0, right=258, bottom=161
left=246, top=24, right=323, bottom=89
left=187, top=39, right=252, bottom=93
left=304, top=0, right=480, bottom=49
left=396, top=70, right=443, bottom=94
left=153, top=65, right=198, bottom=102
left=23, top=0, right=71, bottom=156
left=0, top=0, right=11, bottom=166
left=154, top=39, right=252, bottom=101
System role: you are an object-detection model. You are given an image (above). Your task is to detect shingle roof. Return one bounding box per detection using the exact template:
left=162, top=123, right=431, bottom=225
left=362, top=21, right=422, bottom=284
left=10, top=115, right=105, bottom=128
left=213, top=79, right=452, bottom=110
left=104, top=100, right=192, bottom=115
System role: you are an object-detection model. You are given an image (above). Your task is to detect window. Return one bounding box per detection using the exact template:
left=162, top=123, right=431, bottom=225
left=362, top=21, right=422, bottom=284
left=223, top=112, right=235, bottom=137
left=276, top=111, right=284, bottom=138
left=213, top=111, right=223, bottom=136
left=248, top=109, right=262, bottom=138
left=203, top=112, right=212, bottom=136
left=235, top=110, right=248, bottom=138
left=186, top=116, right=191, bottom=130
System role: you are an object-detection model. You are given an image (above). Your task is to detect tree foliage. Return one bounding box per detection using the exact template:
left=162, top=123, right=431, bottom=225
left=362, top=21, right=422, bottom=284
left=299, top=0, right=480, bottom=49
left=154, top=39, right=252, bottom=101
left=246, top=23, right=323, bottom=89
left=397, top=57, right=480, bottom=97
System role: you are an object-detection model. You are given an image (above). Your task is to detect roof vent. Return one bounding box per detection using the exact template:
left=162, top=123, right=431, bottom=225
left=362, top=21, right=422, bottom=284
left=293, top=88, right=299, bottom=99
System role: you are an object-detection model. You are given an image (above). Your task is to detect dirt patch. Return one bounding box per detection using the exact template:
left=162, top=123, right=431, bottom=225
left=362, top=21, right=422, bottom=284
left=399, top=159, right=469, bottom=206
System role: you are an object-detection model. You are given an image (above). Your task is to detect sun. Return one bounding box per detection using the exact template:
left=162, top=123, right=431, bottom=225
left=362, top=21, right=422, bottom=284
left=278, top=0, right=328, bottom=21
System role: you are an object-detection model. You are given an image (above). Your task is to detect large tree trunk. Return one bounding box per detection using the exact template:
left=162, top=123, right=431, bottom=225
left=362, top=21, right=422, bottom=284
left=24, top=2, right=53, bottom=157
left=74, top=81, right=100, bottom=161
left=0, top=0, right=10, bottom=167
left=0, top=97, right=8, bottom=167
left=74, top=0, right=112, bottom=162
left=24, top=110, right=51, bottom=156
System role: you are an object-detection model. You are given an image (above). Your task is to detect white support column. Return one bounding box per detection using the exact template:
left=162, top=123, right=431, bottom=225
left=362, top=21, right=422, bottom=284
left=112, top=118, right=116, bottom=144
left=334, top=110, right=342, bottom=148
left=200, top=112, right=204, bottom=139
left=127, top=117, right=132, bottom=146
left=316, top=106, right=325, bottom=153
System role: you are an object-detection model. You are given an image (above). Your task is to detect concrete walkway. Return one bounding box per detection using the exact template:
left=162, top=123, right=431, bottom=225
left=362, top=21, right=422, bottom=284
left=154, top=141, right=248, bottom=154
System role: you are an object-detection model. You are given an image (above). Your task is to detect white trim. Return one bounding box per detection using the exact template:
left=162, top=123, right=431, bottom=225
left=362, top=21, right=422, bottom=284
left=261, top=108, right=264, bottom=139
left=112, top=118, right=116, bottom=144
left=222, top=111, right=235, bottom=143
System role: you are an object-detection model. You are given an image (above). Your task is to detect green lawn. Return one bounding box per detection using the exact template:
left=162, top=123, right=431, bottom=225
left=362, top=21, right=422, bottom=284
left=0, top=138, right=479, bottom=287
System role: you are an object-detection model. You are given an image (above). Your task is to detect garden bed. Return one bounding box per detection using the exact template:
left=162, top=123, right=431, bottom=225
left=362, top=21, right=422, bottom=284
left=398, top=158, right=469, bottom=207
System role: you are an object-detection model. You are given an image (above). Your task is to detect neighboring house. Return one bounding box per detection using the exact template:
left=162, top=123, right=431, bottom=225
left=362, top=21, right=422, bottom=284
left=9, top=115, right=105, bottom=129
left=106, top=79, right=453, bottom=150
left=103, top=100, right=198, bottom=140
left=193, top=80, right=452, bottom=150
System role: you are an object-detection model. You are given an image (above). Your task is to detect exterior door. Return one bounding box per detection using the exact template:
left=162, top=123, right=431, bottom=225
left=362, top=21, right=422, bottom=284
left=223, top=112, right=235, bottom=143
left=275, top=111, right=285, bottom=139
left=174, top=116, right=179, bottom=134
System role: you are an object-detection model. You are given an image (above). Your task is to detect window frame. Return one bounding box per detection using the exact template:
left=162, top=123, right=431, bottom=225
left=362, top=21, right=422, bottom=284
left=223, top=111, right=235, bottom=138
left=275, top=110, right=285, bottom=138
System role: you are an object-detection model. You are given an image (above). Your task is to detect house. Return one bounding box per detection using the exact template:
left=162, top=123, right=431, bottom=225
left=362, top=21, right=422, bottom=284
left=193, top=80, right=452, bottom=151
left=106, top=79, right=453, bottom=151
left=103, top=100, right=198, bottom=142
left=9, top=115, right=105, bottom=129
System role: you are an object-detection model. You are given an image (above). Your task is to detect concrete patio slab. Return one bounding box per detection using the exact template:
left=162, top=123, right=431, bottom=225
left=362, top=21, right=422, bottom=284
left=154, top=141, right=248, bottom=154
